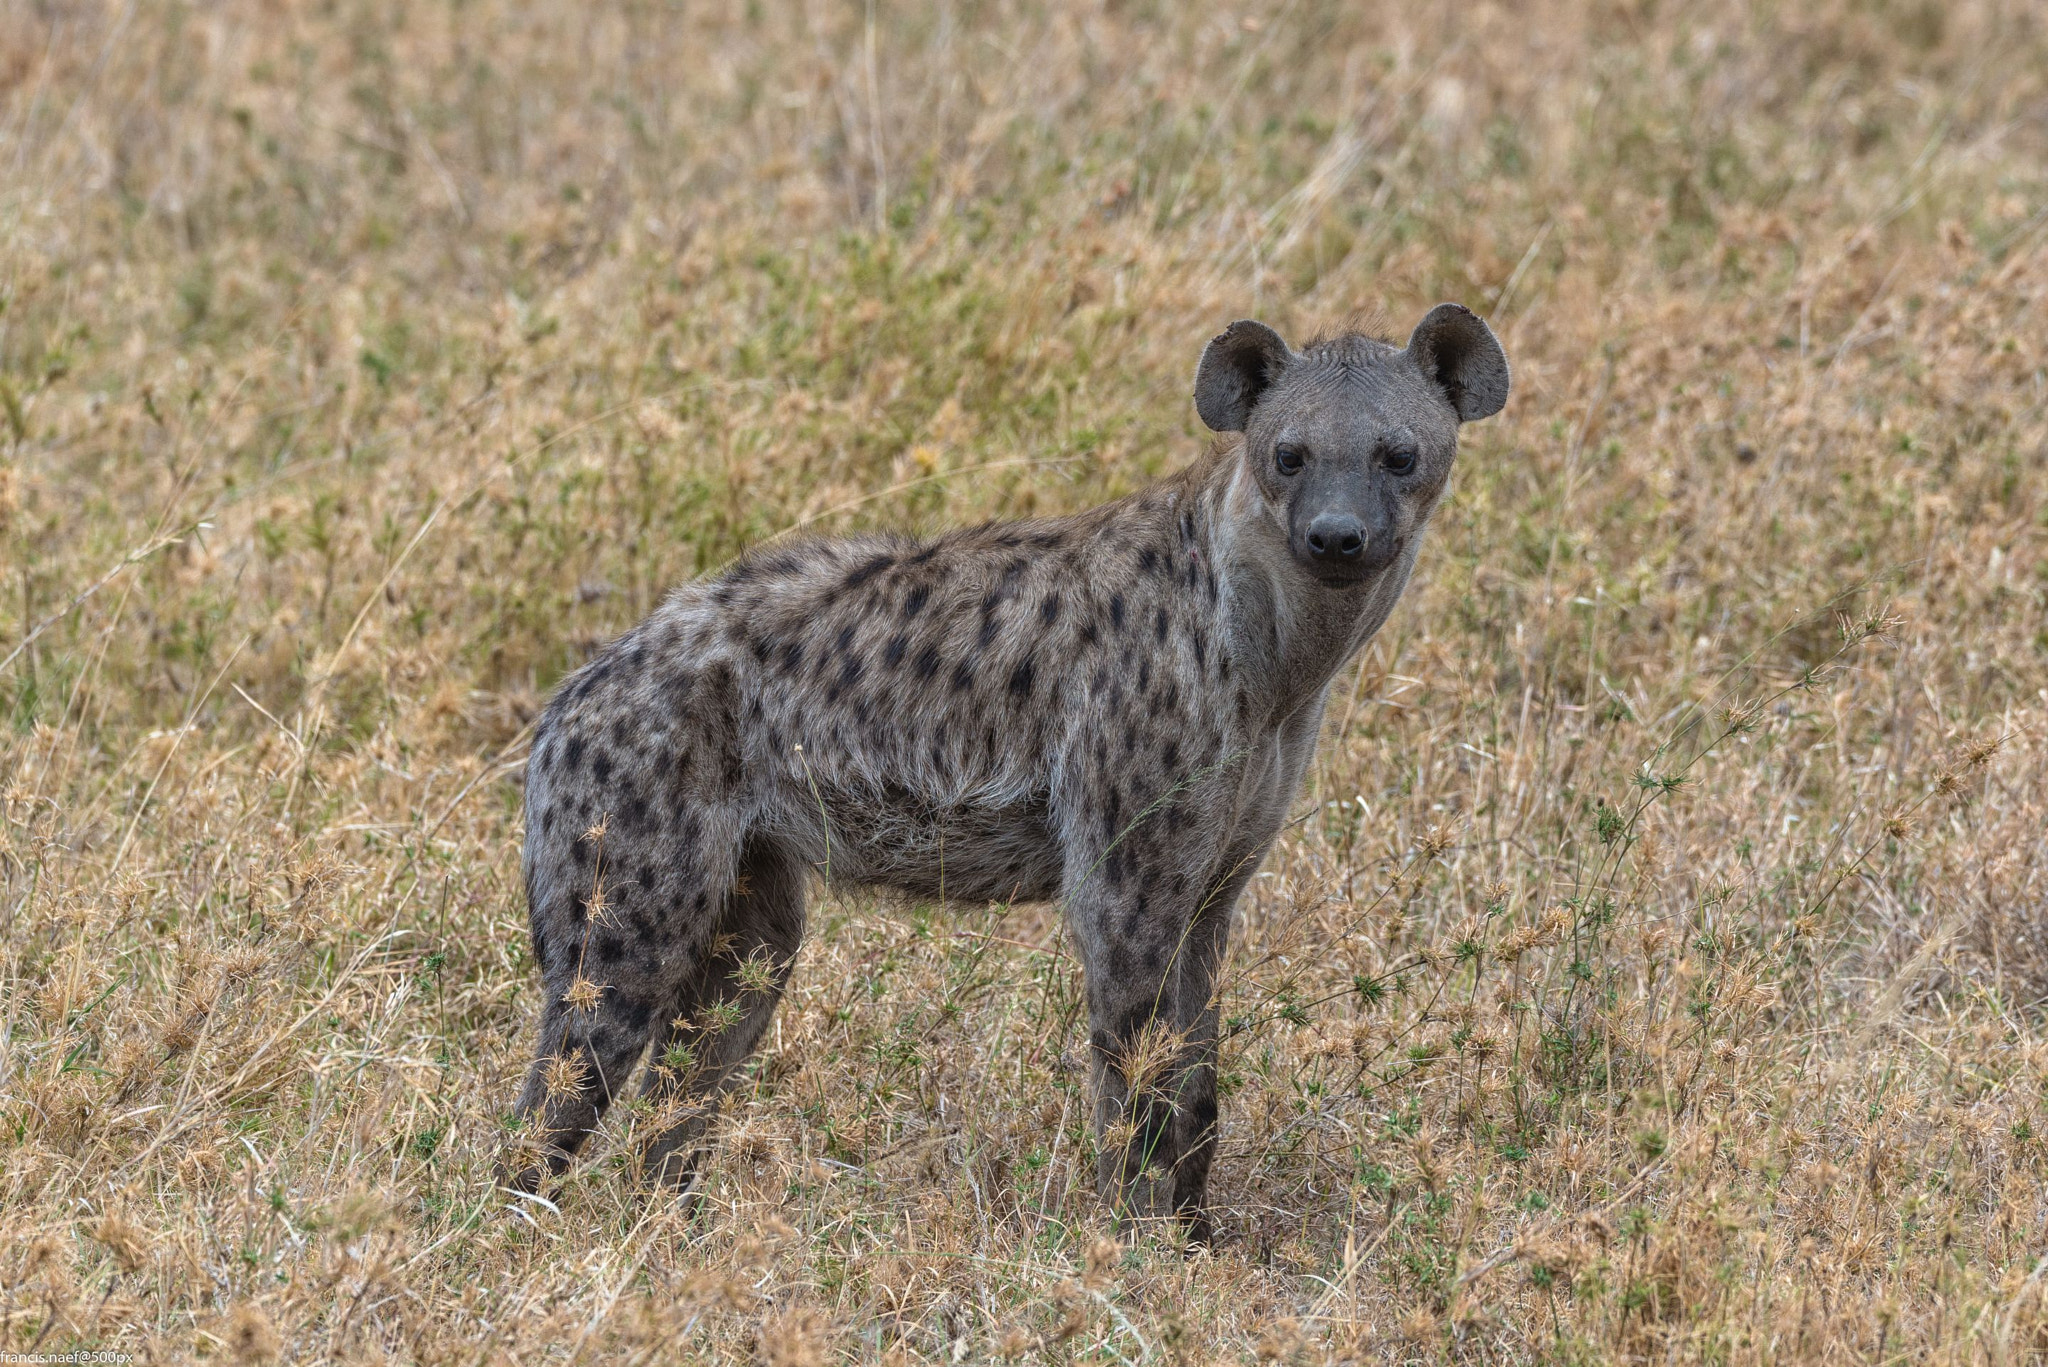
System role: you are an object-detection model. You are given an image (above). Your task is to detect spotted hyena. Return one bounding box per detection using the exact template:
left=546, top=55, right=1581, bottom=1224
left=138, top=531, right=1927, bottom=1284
left=505, top=303, right=1509, bottom=1240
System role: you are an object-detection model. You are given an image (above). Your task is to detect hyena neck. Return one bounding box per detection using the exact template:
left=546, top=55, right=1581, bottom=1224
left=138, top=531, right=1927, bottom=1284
left=1191, top=449, right=1421, bottom=728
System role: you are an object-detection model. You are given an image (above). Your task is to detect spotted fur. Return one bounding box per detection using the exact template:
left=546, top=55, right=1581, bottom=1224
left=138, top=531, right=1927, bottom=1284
left=505, top=304, right=1510, bottom=1240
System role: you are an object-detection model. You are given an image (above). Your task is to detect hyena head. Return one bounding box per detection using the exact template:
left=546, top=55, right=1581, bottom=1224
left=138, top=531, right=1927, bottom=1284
left=1193, top=303, right=1509, bottom=588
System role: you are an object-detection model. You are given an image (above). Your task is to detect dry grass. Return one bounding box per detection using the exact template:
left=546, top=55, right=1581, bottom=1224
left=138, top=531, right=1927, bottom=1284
left=4, top=0, right=2048, bottom=1361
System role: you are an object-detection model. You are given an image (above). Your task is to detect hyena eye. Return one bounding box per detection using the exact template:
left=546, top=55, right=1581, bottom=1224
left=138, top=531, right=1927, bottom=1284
left=1274, top=443, right=1306, bottom=476
left=1383, top=447, right=1418, bottom=476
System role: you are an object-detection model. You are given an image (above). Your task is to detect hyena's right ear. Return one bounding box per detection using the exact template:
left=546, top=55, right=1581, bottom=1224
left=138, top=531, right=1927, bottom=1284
left=1194, top=320, right=1293, bottom=432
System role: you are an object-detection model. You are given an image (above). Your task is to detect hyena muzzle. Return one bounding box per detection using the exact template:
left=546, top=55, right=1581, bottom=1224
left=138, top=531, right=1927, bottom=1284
left=503, top=303, right=1509, bottom=1242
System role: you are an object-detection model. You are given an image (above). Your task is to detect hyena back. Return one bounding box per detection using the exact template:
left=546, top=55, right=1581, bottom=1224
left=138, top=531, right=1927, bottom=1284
left=507, top=303, right=1509, bottom=1240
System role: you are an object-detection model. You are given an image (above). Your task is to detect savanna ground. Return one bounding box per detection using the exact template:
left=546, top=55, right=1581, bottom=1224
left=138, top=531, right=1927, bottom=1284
left=3, top=0, right=2047, bottom=1361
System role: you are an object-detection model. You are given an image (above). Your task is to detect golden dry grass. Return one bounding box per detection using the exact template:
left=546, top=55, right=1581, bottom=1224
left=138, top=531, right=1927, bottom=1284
left=4, top=0, right=2048, bottom=1361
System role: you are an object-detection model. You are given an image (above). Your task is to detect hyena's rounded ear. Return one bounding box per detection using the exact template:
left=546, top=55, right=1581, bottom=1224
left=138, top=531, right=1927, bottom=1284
left=1194, top=320, right=1293, bottom=433
left=1404, top=303, right=1510, bottom=422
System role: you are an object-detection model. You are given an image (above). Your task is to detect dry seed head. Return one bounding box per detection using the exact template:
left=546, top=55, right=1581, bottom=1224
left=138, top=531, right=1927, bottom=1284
left=228, top=1302, right=281, bottom=1364
left=1400, top=1306, right=1439, bottom=1342
left=24, top=1234, right=63, bottom=1278
left=1883, top=808, right=1915, bottom=841
left=542, top=1051, right=590, bottom=1100
left=1965, top=735, right=2004, bottom=769
left=93, top=1213, right=150, bottom=1274
left=562, top=975, right=604, bottom=1013
left=1722, top=699, right=1764, bottom=733
left=1540, top=905, right=1573, bottom=938
left=1084, top=1235, right=1120, bottom=1286
left=1418, top=823, right=1458, bottom=861
left=1350, top=1021, right=1380, bottom=1059
left=1496, top=925, right=1540, bottom=958
left=581, top=813, right=609, bottom=846
left=1099, top=1117, right=1139, bottom=1155
left=755, top=1305, right=828, bottom=1367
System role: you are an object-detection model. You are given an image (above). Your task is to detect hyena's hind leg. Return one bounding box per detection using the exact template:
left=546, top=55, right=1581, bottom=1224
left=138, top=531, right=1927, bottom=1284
left=637, top=832, right=807, bottom=1191
left=503, top=821, right=738, bottom=1194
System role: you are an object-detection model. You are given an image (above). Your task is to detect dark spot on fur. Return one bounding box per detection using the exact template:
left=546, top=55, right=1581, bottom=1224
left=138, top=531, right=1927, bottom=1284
left=884, top=634, right=908, bottom=668
left=1040, top=594, right=1060, bottom=625
left=564, top=736, right=586, bottom=772
left=829, top=654, right=865, bottom=701
left=1138, top=546, right=1157, bottom=574
left=1008, top=657, right=1035, bottom=698
left=914, top=645, right=943, bottom=681
left=1109, top=594, right=1125, bottom=631
left=903, top=584, right=930, bottom=618
left=951, top=661, right=975, bottom=692
left=592, top=751, right=613, bottom=784
left=843, top=553, right=895, bottom=590
left=617, top=995, right=653, bottom=1035
left=1154, top=606, right=1169, bottom=642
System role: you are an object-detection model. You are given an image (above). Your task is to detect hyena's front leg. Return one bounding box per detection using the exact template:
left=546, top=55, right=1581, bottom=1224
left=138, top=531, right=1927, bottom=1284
left=1062, top=784, right=1240, bottom=1241
left=1164, top=843, right=1270, bottom=1243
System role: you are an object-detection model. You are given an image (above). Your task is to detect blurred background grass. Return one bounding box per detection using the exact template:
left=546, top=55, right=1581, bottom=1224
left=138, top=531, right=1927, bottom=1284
left=3, top=0, right=2047, bottom=1361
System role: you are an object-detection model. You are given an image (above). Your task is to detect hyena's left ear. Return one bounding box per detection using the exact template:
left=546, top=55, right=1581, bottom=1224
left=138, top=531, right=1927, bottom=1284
left=1194, top=320, right=1294, bottom=432
left=1404, top=303, right=1510, bottom=422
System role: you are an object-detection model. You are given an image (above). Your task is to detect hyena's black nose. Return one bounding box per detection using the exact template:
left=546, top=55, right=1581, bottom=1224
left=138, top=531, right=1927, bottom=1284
left=1304, top=512, right=1366, bottom=562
